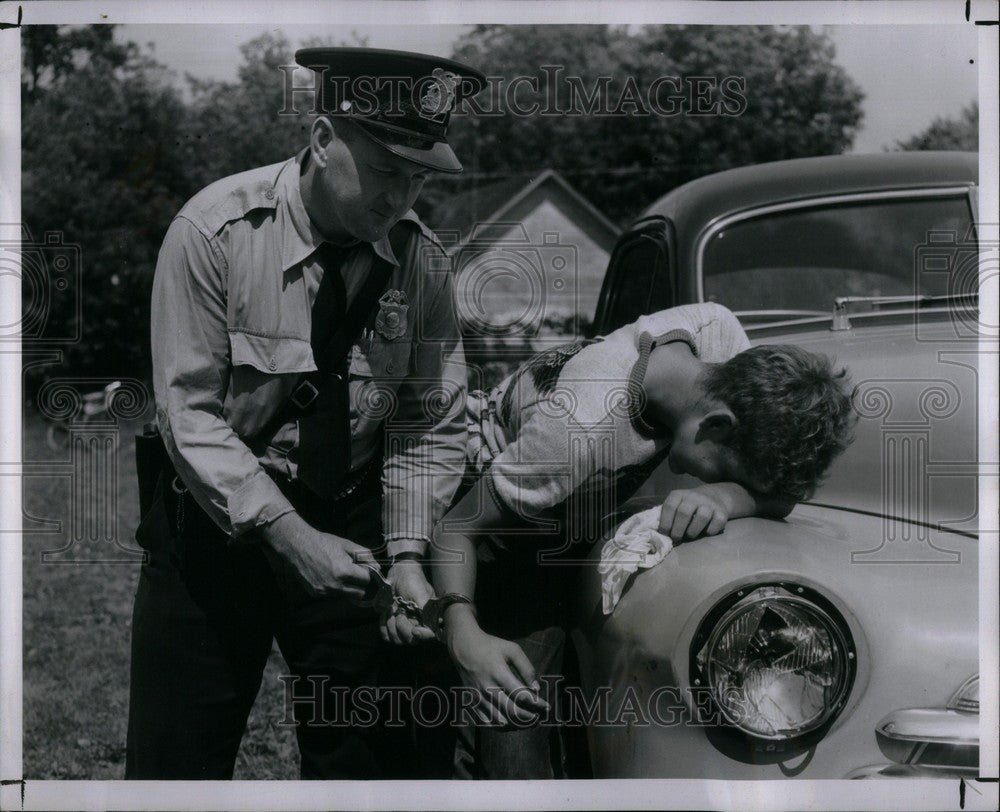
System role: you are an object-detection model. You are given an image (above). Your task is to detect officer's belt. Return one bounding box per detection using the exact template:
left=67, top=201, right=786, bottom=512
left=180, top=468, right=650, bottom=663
left=266, top=453, right=382, bottom=514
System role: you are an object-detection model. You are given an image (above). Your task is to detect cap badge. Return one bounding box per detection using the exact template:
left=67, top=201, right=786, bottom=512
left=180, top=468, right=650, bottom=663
left=375, top=290, right=409, bottom=340
left=420, top=68, right=459, bottom=117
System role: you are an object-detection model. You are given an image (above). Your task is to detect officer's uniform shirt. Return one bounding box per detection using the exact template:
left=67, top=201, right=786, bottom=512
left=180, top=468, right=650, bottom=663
left=151, top=150, right=468, bottom=557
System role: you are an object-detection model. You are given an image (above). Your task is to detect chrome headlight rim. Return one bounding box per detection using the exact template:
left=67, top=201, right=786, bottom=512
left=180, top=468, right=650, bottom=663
left=690, top=580, right=858, bottom=743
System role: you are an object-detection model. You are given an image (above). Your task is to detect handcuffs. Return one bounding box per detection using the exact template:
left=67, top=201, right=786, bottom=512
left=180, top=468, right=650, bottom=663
left=358, top=561, right=423, bottom=620
left=357, top=560, right=472, bottom=643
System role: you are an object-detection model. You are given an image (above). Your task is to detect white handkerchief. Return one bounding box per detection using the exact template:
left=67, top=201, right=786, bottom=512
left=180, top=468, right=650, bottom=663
left=597, top=506, right=674, bottom=615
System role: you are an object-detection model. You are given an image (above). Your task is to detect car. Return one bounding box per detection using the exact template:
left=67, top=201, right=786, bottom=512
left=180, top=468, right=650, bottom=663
left=571, top=151, right=984, bottom=779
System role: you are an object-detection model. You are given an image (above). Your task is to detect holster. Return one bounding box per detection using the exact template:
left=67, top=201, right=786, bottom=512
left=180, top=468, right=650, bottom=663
left=134, top=422, right=171, bottom=522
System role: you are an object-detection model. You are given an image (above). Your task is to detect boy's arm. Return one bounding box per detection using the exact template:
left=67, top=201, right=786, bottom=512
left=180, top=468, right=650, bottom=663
left=429, top=477, right=549, bottom=724
left=658, top=482, right=794, bottom=542
left=429, top=478, right=494, bottom=603
left=705, top=481, right=795, bottom=519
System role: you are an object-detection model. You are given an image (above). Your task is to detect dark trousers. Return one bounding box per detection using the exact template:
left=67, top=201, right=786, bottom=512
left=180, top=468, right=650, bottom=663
left=124, top=469, right=400, bottom=780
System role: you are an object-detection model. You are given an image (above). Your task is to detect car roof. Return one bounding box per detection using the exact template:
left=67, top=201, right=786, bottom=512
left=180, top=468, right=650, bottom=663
left=643, top=151, right=979, bottom=231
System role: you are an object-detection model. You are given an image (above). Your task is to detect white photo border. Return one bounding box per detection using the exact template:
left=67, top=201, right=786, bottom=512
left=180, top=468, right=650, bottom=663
left=1, top=1, right=997, bottom=810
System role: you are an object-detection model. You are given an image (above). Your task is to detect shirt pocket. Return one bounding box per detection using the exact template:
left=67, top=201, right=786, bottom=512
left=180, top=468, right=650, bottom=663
left=348, top=333, right=412, bottom=380
left=227, top=331, right=314, bottom=438
left=229, top=330, right=315, bottom=375
left=348, top=333, right=412, bottom=428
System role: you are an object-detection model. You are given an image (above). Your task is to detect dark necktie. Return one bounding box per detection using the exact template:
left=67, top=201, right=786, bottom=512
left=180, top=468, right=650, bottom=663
left=296, top=242, right=353, bottom=498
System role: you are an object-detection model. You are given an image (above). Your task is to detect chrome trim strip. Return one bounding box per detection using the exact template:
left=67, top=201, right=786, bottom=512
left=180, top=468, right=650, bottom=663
left=695, top=186, right=976, bottom=303
left=877, top=708, right=980, bottom=745
left=800, top=501, right=979, bottom=541
left=948, top=674, right=980, bottom=712
left=739, top=304, right=977, bottom=335
left=846, top=763, right=977, bottom=779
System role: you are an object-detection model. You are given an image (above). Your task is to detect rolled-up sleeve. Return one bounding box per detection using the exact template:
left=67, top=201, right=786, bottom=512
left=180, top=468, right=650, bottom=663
left=485, top=407, right=593, bottom=520
left=151, top=216, right=295, bottom=539
left=380, top=248, right=468, bottom=557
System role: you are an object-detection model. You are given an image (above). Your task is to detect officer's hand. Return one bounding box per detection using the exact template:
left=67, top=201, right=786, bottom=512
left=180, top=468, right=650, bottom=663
left=259, top=512, right=375, bottom=601
left=382, top=560, right=436, bottom=646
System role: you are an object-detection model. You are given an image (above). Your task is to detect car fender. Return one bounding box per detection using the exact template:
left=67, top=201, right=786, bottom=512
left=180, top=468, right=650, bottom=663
left=572, top=507, right=978, bottom=777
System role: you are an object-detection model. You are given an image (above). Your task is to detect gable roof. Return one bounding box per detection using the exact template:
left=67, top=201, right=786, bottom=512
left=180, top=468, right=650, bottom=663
left=427, top=169, right=621, bottom=253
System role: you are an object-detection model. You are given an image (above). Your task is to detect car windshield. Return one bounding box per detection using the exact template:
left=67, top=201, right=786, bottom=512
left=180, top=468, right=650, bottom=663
left=701, top=194, right=975, bottom=321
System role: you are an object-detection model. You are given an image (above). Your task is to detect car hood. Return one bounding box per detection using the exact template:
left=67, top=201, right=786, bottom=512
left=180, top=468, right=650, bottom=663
left=746, top=312, right=979, bottom=535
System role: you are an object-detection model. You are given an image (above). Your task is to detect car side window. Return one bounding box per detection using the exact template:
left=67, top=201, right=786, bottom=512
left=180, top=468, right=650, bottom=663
left=701, top=194, right=975, bottom=318
left=597, top=218, right=673, bottom=333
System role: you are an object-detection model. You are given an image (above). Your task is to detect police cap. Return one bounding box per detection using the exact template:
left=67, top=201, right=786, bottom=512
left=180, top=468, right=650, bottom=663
left=295, top=47, right=487, bottom=174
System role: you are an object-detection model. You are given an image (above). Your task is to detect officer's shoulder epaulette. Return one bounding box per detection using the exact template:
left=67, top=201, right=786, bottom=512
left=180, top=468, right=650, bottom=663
left=398, top=210, right=448, bottom=256
left=178, top=160, right=286, bottom=237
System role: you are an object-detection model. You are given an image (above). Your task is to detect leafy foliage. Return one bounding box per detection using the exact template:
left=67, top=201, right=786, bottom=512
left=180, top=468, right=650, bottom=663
left=895, top=102, right=978, bottom=152
left=462, top=312, right=593, bottom=391
left=180, top=33, right=313, bottom=190
left=22, top=26, right=191, bottom=395
left=419, top=25, right=864, bottom=226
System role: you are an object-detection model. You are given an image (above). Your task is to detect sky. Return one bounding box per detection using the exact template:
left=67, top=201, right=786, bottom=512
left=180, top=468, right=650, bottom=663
left=115, top=23, right=979, bottom=154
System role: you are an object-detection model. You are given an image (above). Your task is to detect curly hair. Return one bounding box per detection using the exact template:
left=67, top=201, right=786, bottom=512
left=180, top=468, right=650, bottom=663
left=702, top=345, right=857, bottom=503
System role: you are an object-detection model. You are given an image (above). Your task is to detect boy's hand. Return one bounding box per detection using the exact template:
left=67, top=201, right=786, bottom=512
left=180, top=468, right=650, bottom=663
left=447, top=619, right=550, bottom=726
left=382, top=561, right=436, bottom=646
left=658, top=486, right=729, bottom=542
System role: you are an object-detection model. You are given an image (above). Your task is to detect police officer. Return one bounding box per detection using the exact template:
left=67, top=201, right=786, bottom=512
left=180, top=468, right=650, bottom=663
left=125, top=48, right=485, bottom=779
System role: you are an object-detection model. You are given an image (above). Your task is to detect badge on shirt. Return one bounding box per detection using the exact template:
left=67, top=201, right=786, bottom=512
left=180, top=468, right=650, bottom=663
left=375, top=290, right=408, bottom=340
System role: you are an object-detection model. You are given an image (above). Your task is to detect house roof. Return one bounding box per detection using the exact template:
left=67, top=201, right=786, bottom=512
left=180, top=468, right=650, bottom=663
left=426, top=169, right=621, bottom=253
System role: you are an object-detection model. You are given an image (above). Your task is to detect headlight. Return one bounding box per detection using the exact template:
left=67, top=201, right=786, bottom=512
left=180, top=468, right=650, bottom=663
left=692, top=584, right=856, bottom=741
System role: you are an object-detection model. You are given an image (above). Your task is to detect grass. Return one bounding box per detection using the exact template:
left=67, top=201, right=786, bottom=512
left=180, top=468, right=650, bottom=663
left=21, top=408, right=298, bottom=780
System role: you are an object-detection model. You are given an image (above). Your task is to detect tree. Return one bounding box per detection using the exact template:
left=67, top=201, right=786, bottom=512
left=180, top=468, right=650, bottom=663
left=179, top=33, right=310, bottom=190
left=21, top=26, right=192, bottom=392
left=21, top=25, right=132, bottom=102
left=20, top=24, right=866, bottom=392
left=895, top=102, right=978, bottom=151
left=419, top=25, right=864, bottom=226
left=180, top=30, right=369, bottom=189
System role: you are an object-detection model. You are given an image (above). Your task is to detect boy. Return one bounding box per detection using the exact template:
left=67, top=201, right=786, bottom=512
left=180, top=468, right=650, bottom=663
left=427, top=302, right=856, bottom=778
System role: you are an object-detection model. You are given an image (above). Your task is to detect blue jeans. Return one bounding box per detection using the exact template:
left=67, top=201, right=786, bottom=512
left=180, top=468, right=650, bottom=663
left=452, top=623, right=568, bottom=779
left=450, top=529, right=581, bottom=779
